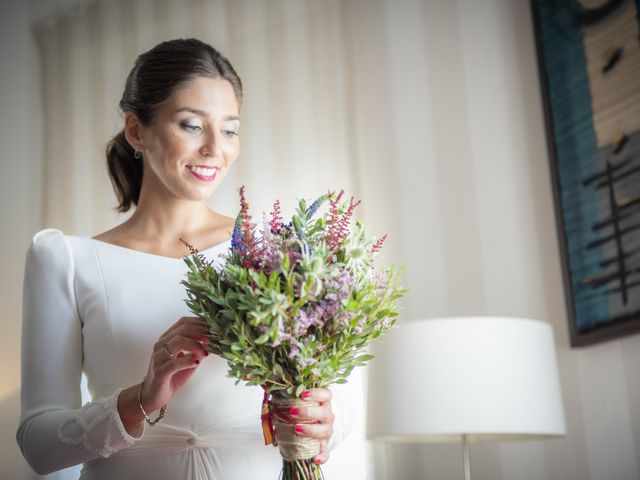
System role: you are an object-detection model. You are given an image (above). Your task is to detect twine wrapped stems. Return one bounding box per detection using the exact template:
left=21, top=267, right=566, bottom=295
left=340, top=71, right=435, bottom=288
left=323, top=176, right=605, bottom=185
left=269, top=392, right=323, bottom=480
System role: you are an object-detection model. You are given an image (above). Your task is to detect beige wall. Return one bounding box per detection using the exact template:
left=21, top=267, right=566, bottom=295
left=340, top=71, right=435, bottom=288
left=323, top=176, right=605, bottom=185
left=362, top=1, right=640, bottom=478
left=1, top=1, right=638, bottom=479
left=1, top=1, right=42, bottom=479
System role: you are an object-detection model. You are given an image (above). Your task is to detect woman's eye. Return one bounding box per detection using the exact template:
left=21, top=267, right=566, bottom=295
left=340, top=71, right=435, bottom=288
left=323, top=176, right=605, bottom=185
left=222, top=130, right=238, bottom=138
left=181, top=123, right=202, bottom=133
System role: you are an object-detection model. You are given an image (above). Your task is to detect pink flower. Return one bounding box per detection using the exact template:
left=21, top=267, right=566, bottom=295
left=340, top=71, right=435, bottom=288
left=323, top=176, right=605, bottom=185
left=269, top=199, right=284, bottom=234
left=371, top=234, right=388, bottom=256
left=325, top=190, right=361, bottom=254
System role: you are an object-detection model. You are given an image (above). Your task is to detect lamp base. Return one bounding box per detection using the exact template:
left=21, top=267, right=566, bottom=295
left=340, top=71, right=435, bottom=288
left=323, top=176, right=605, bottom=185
left=462, top=434, right=471, bottom=480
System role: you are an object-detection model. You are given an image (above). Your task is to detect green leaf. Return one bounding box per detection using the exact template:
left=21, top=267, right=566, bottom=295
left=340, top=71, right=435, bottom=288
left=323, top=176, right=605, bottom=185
left=295, top=384, right=306, bottom=398
left=355, top=354, right=375, bottom=362
left=255, top=331, right=270, bottom=345
left=272, top=363, right=284, bottom=377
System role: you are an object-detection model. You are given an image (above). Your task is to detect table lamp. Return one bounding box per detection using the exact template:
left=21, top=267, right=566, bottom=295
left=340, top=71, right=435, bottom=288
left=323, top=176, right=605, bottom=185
left=366, top=316, right=566, bottom=479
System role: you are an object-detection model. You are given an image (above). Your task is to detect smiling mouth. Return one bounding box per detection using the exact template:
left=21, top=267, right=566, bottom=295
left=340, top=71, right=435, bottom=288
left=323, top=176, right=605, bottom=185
left=187, top=165, right=218, bottom=181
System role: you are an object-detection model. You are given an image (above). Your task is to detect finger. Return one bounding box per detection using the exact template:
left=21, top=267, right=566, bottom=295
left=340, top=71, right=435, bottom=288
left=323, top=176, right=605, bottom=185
left=312, top=440, right=330, bottom=465
left=293, top=422, right=332, bottom=441
left=158, top=316, right=197, bottom=337
left=155, top=335, right=209, bottom=363
left=284, top=405, right=334, bottom=425
left=159, top=316, right=209, bottom=339
left=157, top=353, right=200, bottom=376
left=167, top=334, right=209, bottom=356
left=158, top=324, right=210, bottom=346
left=165, top=321, right=210, bottom=341
left=300, top=387, right=332, bottom=405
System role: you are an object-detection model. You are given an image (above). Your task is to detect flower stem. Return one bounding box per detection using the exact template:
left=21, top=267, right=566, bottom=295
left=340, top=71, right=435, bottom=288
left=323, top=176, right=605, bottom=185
left=280, top=459, right=323, bottom=480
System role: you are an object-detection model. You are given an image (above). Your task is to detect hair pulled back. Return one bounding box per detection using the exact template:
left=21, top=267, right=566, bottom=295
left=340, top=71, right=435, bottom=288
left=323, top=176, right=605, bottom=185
left=106, top=38, right=243, bottom=212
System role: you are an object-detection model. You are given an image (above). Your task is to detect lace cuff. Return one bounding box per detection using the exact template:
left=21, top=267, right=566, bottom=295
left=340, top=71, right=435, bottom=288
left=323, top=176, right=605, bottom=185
left=57, top=387, right=144, bottom=458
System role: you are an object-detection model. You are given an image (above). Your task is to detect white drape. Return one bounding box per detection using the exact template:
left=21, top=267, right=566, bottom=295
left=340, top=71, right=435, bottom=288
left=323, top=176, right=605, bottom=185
left=24, top=0, right=640, bottom=479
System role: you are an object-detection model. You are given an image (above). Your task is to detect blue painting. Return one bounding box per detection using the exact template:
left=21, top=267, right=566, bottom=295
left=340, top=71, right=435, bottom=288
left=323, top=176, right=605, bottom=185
left=532, top=0, right=640, bottom=346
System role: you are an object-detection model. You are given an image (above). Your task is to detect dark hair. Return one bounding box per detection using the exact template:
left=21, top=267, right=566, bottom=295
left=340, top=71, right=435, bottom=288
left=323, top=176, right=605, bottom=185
left=106, top=38, right=243, bottom=212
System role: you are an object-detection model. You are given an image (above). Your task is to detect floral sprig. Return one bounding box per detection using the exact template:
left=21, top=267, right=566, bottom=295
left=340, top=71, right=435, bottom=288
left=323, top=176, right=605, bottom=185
left=371, top=233, right=388, bottom=255
left=269, top=199, right=284, bottom=234
left=236, top=186, right=263, bottom=269
left=179, top=237, right=212, bottom=267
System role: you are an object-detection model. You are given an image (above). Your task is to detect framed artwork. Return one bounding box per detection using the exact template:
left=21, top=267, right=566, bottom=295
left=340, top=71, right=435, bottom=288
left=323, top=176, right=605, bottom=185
left=531, top=0, right=640, bottom=346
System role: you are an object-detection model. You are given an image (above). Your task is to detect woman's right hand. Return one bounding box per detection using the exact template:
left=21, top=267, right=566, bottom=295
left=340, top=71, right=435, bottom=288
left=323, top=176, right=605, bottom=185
left=117, top=316, right=210, bottom=433
left=140, top=316, right=211, bottom=412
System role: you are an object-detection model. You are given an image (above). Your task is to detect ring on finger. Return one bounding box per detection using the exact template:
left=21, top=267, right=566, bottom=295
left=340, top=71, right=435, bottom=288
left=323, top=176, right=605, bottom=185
left=162, top=343, right=177, bottom=358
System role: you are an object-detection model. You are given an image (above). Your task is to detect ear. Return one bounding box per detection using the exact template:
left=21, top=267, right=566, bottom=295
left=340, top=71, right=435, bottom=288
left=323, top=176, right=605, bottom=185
left=123, top=112, right=144, bottom=151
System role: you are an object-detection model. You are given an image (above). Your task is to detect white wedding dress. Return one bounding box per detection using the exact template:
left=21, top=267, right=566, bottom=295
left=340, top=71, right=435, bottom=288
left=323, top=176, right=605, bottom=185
left=17, top=228, right=355, bottom=479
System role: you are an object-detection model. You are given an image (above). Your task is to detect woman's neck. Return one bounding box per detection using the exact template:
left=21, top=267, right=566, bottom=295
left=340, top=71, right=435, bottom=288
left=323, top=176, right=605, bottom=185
left=124, top=189, right=218, bottom=250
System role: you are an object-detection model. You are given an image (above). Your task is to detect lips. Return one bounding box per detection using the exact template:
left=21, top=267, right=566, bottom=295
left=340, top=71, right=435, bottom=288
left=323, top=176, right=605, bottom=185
left=187, top=165, right=218, bottom=182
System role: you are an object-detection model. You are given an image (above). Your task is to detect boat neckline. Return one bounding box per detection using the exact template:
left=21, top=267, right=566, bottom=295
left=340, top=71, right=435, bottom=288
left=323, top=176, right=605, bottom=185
left=87, top=236, right=232, bottom=261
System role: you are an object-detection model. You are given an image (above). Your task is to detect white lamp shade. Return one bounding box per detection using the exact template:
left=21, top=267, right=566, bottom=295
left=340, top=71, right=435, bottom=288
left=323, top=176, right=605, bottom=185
left=367, top=317, right=566, bottom=443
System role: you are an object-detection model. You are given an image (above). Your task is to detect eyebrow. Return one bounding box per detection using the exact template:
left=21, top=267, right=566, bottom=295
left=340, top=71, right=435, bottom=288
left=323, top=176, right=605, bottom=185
left=173, top=107, right=239, bottom=121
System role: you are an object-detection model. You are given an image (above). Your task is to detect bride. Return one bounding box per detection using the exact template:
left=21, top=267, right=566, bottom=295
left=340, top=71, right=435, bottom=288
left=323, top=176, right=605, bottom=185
left=17, top=38, right=352, bottom=479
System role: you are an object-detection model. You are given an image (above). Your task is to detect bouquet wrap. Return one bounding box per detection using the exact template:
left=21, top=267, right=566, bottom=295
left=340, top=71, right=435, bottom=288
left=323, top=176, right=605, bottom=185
left=270, top=394, right=321, bottom=461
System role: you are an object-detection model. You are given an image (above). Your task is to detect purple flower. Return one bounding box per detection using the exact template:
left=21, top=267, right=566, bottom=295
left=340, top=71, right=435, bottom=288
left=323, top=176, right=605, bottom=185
left=353, top=316, right=366, bottom=334
left=231, top=212, right=244, bottom=251
left=304, top=193, right=329, bottom=220
left=287, top=337, right=302, bottom=360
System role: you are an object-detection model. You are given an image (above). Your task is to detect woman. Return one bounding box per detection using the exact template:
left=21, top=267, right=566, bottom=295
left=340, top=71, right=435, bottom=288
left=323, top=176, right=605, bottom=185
left=17, top=38, right=353, bottom=479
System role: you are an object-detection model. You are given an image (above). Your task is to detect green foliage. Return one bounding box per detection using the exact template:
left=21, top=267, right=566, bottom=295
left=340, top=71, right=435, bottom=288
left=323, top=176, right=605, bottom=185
left=181, top=192, right=410, bottom=398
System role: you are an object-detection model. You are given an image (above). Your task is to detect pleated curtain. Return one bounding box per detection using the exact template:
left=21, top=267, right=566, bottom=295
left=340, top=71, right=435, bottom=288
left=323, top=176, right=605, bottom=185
left=33, top=1, right=640, bottom=479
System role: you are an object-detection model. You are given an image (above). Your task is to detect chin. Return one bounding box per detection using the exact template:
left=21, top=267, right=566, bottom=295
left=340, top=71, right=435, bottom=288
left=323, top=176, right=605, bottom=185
left=187, top=184, right=220, bottom=202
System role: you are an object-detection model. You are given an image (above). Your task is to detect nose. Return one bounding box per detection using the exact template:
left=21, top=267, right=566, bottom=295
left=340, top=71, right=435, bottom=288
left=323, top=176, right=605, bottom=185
left=200, top=129, right=223, bottom=158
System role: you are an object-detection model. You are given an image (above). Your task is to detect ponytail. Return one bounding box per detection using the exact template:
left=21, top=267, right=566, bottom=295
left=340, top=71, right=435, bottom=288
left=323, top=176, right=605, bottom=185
left=106, top=130, right=143, bottom=212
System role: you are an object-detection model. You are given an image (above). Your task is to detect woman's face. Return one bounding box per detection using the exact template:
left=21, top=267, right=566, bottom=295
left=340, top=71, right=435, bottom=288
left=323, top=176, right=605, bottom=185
left=133, top=76, right=240, bottom=203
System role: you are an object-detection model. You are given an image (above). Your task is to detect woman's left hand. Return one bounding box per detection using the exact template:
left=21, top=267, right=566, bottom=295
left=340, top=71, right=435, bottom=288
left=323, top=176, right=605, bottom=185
left=291, top=387, right=334, bottom=465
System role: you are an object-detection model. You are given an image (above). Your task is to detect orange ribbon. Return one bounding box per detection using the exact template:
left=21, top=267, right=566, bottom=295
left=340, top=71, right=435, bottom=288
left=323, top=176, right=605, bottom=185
left=260, top=387, right=276, bottom=446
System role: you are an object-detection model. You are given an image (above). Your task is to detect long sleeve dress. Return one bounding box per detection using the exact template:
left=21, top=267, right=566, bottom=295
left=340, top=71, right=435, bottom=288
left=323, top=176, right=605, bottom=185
left=17, top=228, right=356, bottom=479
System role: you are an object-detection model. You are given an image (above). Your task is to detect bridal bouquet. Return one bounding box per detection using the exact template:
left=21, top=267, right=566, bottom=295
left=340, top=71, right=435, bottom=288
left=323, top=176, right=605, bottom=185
left=181, top=187, right=408, bottom=480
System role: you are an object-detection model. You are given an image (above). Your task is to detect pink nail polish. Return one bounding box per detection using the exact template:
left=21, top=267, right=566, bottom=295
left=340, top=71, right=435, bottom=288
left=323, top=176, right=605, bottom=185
left=314, top=458, right=322, bottom=464
left=301, top=391, right=310, bottom=399
left=195, top=359, right=200, bottom=364
left=289, top=407, right=299, bottom=415
left=294, top=425, right=304, bottom=433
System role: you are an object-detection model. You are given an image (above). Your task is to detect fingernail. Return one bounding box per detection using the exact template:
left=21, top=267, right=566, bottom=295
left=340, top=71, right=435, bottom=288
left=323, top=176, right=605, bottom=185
left=195, top=359, right=200, bottom=364
left=294, top=425, right=304, bottom=433
left=314, top=458, right=322, bottom=464
left=204, top=351, right=209, bottom=356
left=301, top=391, right=310, bottom=399
left=289, top=407, right=299, bottom=416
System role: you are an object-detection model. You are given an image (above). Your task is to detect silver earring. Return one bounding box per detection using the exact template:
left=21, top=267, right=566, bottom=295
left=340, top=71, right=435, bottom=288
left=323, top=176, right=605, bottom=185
left=134, top=146, right=142, bottom=159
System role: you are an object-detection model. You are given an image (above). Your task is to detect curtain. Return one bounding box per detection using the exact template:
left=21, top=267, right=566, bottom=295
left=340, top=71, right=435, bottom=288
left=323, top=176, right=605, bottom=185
left=32, top=0, right=640, bottom=479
